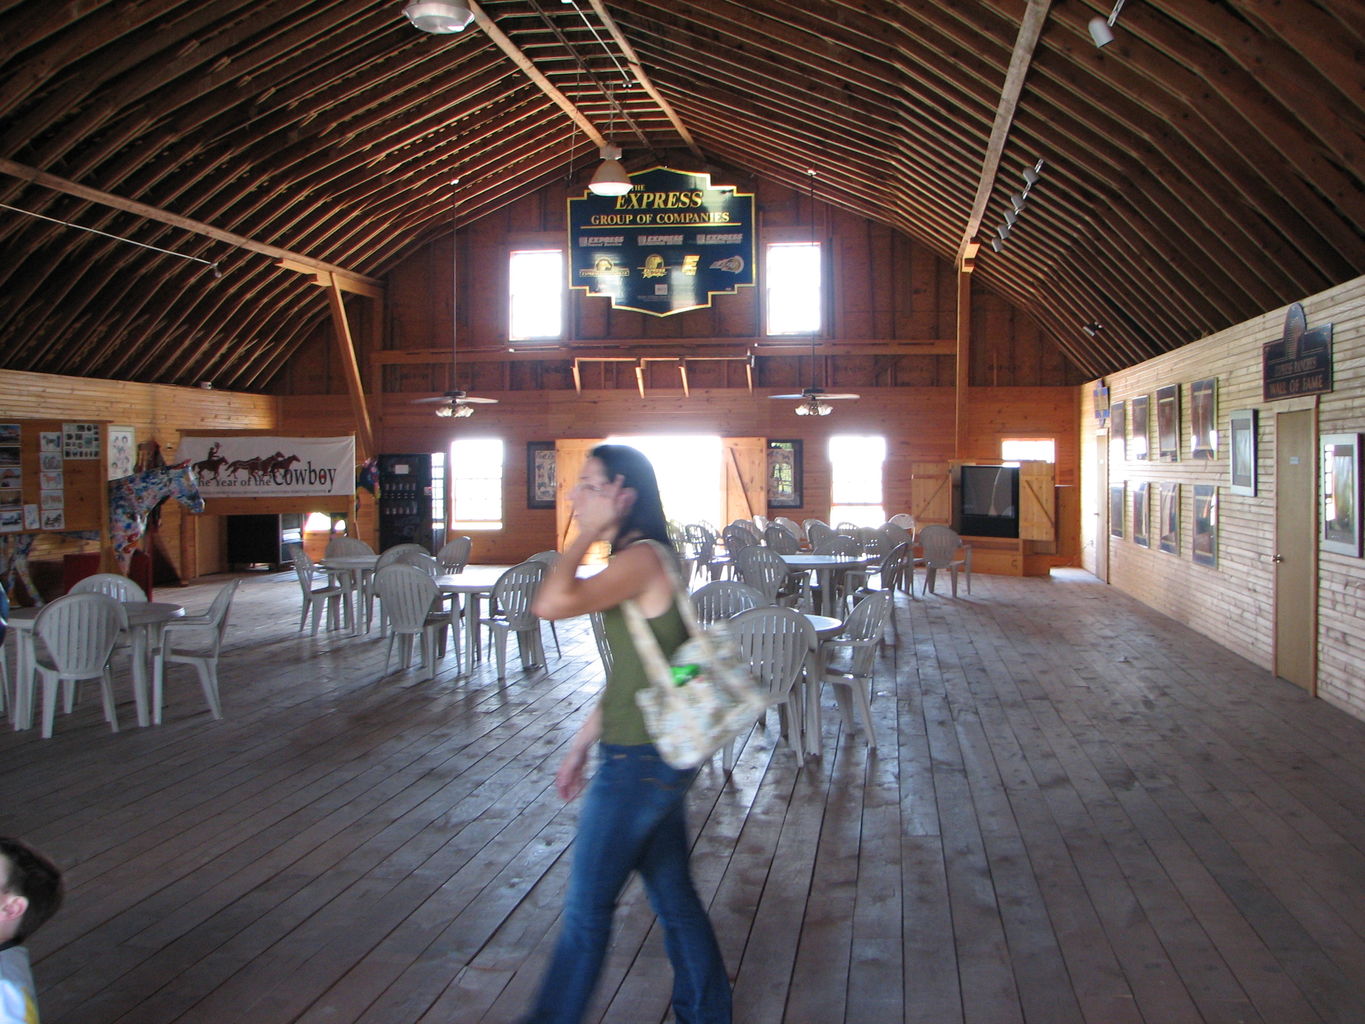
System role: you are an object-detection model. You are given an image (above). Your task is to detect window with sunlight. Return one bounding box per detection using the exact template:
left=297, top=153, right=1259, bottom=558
left=605, top=435, right=723, bottom=529
left=450, top=438, right=504, bottom=531
left=1001, top=437, right=1056, bottom=464
left=828, top=435, right=886, bottom=527
left=765, top=242, right=821, bottom=335
left=509, top=248, right=564, bottom=341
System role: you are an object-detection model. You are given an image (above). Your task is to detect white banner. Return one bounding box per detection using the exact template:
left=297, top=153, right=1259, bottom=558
left=176, top=436, right=355, bottom=498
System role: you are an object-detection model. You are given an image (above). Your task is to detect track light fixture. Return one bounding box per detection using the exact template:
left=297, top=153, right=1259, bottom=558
left=1011, top=192, right=1028, bottom=213
left=1088, top=0, right=1125, bottom=47
left=1082, top=321, right=1104, bottom=337
left=989, top=158, right=1043, bottom=256
left=403, top=1, right=474, bottom=33
left=990, top=238, right=1005, bottom=253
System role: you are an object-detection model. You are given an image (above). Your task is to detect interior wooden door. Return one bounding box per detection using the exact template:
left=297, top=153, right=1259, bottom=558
left=1018, top=460, right=1056, bottom=542
left=722, top=437, right=767, bottom=525
left=1274, top=408, right=1316, bottom=692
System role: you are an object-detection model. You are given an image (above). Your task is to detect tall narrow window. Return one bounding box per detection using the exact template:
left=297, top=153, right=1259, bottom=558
left=765, top=241, right=821, bottom=335
left=828, top=435, right=886, bottom=526
left=450, top=438, right=504, bottom=531
left=509, top=249, right=564, bottom=341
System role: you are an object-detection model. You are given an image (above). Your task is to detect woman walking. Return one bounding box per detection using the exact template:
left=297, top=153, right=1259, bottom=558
left=525, top=444, right=731, bottom=1024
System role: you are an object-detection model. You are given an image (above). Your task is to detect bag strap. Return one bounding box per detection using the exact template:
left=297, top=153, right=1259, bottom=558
left=620, top=540, right=718, bottom=686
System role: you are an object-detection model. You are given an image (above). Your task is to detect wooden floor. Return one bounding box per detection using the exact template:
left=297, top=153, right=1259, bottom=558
left=4, top=568, right=1365, bottom=1024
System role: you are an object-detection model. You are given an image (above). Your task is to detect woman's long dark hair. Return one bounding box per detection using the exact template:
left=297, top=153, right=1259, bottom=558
left=590, top=444, right=674, bottom=554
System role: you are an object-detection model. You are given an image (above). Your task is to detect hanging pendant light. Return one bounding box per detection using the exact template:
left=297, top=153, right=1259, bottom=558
left=589, top=144, right=631, bottom=197
left=403, top=1, right=474, bottom=33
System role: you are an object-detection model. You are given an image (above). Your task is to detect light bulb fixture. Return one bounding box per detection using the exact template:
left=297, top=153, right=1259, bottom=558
left=795, top=397, right=833, bottom=417
left=1082, top=321, right=1104, bottom=337
left=1089, top=0, right=1125, bottom=47
left=996, top=223, right=1010, bottom=241
left=1010, top=192, right=1028, bottom=213
left=1004, top=209, right=1018, bottom=228
left=990, top=238, right=1005, bottom=253
left=404, top=1, right=474, bottom=33
left=1022, top=159, right=1044, bottom=188
left=588, top=144, right=632, bottom=196
left=435, top=401, right=474, bottom=418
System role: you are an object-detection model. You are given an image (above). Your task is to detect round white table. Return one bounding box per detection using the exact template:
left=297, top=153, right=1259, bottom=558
left=436, top=567, right=510, bottom=670
left=9, top=600, right=185, bottom=731
left=778, top=554, right=869, bottom=616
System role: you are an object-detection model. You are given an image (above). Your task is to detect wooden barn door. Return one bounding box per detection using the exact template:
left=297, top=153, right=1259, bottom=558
left=1274, top=409, right=1316, bottom=692
left=722, top=437, right=767, bottom=525
left=554, top=439, right=603, bottom=553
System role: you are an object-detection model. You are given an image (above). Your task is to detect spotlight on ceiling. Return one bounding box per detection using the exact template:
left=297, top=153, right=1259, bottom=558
left=1082, top=321, right=1104, bottom=337
left=1011, top=192, right=1028, bottom=213
left=588, top=143, right=632, bottom=197
left=1022, top=158, right=1044, bottom=189
left=1089, top=0, right=1124, bottom=47
left=1004, top=209, right=1019, bottom=228
left=404, top=1, right=474, bottom=34
left=990, top=238, right=1005, bottom=253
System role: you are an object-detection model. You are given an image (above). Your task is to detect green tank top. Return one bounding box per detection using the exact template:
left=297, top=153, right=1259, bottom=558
left=600, top=599, right=688, bottom=745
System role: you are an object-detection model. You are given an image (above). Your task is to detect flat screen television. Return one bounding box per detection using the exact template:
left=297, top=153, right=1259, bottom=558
left=958, top=465, right=1020, bottom=538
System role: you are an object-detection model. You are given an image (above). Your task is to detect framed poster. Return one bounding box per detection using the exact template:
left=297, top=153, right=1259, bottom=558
left=1229, top=409, right=1258, bottom=496
left=1109, top=484, right=1125, bottom=539
left=1110, top=400, right=1127, bottom=463
left=1156, top=384, right=1180, bottom=461
left=1192, top=484, right=1217, bottom=567
left=107, top=425, right=136, bottom=480
left=1321, top=433, right=1361, bottom=557
left=527, top=442, right=556, bottom=509
left=1158, top=482, right=1180, bottom=554
left=766, top=439, right=803, bottom=508
left=1189, top=379, right=1216, bottom=460
left=1133, top=482, right=1150, bottom=547
left=1131, top=395, right=1150, bottom=461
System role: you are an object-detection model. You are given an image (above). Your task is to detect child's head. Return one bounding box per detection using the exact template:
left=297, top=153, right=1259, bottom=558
left=0, top=838, right=63, bottom=944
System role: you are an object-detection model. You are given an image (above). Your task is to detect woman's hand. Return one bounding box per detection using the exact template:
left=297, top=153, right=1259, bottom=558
left=571, top=473, right=632, bottom=542
left=556, top=743, right=591, bottom=801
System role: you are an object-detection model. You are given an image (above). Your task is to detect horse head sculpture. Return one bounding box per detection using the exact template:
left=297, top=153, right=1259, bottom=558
left=108, top=461, right=204, bottom=572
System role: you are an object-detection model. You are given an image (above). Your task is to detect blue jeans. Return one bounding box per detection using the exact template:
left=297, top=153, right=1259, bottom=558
left=525, top=743, right=731, bottom=1024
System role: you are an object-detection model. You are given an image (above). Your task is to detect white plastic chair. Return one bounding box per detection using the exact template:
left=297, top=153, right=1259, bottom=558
left=391, top=550, right=439, bottom=576
left=728, top=605, right=817, bottom=760
left=373, top=565, right=453, bottom=681
left=437, top=536, right=472, bottom=573
left=32, top=593, right=128, bottom=738
left=293, top=552, right=344, bottom=634
left=918, top=525, right=972, bottom=596
left=480, top=561, right=546, bottom=682
left=821, top=591, right=892, bottom=749
left=152, top=579, right=240, bottom=723
left=0, top=587, right=9, bottom=722
left=772, top=517, right=805, bottom=545
left=525, top=551, right=563, bottom=659
left=690, top=580, right=766, bottom=627
left=764, top=523, right=799, bottom=554
left=588, top=611, right=614, bottom=678
left=888, top=513, right=916, bottom=531
left=71, top=573, right=147, bottom=603
left=325, top=536, right=374, bottom=557
left=735, top=546, right=791, bottom=606
left=805, top=521, right=834, bottom=550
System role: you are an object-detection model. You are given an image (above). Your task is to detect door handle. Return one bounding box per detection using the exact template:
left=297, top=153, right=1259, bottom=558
left=1272, top=554, right=1284, bottom=563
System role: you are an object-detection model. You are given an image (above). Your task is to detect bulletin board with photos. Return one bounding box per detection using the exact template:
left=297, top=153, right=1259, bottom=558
left=0, top=418, right=111, bottom=535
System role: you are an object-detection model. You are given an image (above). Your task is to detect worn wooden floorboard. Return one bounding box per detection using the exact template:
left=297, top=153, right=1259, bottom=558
left=5, top=567, right=1365, bottom=1023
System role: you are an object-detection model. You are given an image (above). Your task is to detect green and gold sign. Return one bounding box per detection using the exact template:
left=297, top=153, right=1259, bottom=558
left=568, top=166, right=755, bottom=316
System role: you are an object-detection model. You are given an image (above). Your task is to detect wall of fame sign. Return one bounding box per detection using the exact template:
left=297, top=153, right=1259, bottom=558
left=567, top=167, right=755, bottom=316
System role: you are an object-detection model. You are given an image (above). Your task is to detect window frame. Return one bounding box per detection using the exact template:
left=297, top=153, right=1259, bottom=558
left=507, top=242, right=566, bottom=343
left=827, top=434, right=887, bottom=527
left=449, top=437, right=505, bottom=532
left=763, top=231, right=825, bottom=337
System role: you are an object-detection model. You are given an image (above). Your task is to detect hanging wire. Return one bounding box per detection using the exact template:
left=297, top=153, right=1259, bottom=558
left=0, top=201, right=220, bottom=277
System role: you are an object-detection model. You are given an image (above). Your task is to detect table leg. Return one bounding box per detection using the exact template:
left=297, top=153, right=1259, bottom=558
left=16, top=632, right=36, bottom=730
left=464, top=593, right=481, bottom=669
left=130, top=626, right=150, bottom=727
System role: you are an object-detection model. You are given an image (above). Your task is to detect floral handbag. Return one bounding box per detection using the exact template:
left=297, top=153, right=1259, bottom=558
left=624, top=541, right=772, bottom=769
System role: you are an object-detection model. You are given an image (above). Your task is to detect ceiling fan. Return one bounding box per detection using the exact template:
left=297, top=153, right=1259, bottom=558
left=412, top=181, right=497, bottom=418
left=768, top=171, right=858, bottom=416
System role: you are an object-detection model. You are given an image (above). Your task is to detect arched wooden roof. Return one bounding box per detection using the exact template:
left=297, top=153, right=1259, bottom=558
left=1, top=1, right=1360, bottom=390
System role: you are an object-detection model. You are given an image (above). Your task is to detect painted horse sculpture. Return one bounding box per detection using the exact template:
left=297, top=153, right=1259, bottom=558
left=108, top=462, right=205, bottom=572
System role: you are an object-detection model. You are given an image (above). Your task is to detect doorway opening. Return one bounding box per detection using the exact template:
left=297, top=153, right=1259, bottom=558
left=604, top=434, right=724, bottom=527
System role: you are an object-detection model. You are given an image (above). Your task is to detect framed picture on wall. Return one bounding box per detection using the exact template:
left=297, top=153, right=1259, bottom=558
left=1131, top=395, right=1150, bottom=461
left=1321, top=433, right=1362, bottom=557
left=1229, top=409, right=1258, bottom=496
left=526, top=441, right=556, bottom=509
left=1193, top=484, right=1217, bottom=566
left=1156, top=384, right=1180, bottom=460
left=767, top=439, right=803, bottom=508
left=107, top=425, right=135, bottom=480
left=1133, top=481, right=1150, bottom=547
left=1190, top=378, right=1217, bottom=459
left=1109, top=484, right=1125, bottom=539
left=1110, top=400, right=1126, bottom=462
left=1158, top=482, right=1180, bottom=554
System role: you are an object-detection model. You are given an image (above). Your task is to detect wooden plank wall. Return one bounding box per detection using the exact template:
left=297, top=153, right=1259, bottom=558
left=280, top=385, right=1079, bottom=566
left=0, top=369, right=278, bottom=582
left=1079, top=275, right=1365, bottom=721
